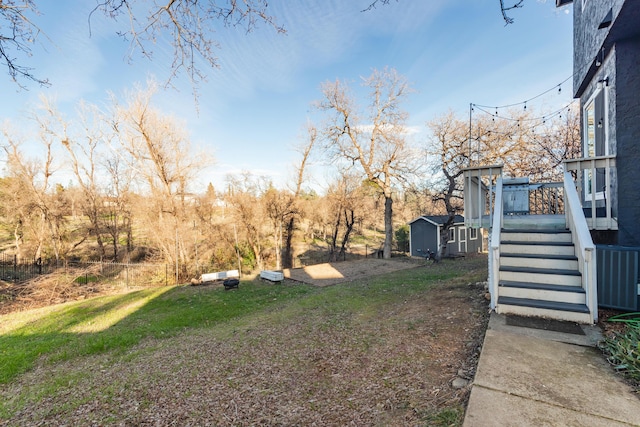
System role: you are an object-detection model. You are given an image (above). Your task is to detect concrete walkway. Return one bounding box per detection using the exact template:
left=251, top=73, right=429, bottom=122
left=464, top=313, right=640, bottom=426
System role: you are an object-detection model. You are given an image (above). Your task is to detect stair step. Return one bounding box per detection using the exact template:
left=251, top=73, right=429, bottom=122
left=500, top=242, right=576, bottom=257
left=501, top=229, right=572, bottom=243
left=499, top=281, right=585, bottom=292
left=499, top=266, right=582, bottom=287
left=499, top=281, right=586, bottom=304
left=500, top=266, right=581, bottom=276
left=500, top=254, right=578, bottom=270
left=498, top=296, right=589, bottom=313
left=503, top=215, right=566, bottom=230
left=501, top=240, right=574, bottom=246
left=497, top=296, right=592, bottom=324
left=501, top=228, right=570, bottom=234
left=501, top=253, right=578, bottom=260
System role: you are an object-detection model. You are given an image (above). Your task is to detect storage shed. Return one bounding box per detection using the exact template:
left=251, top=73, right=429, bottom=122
left=408, top=215, right=482, bottom=258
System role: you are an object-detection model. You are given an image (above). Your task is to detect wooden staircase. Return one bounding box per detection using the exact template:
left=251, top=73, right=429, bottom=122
left=495, top=215, right=592, bottom=323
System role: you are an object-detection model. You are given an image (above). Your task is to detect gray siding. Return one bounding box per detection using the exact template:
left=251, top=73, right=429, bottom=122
left=614, top=38, right=640, bottom=246
left=410, top=219, right=483, bottom=257
left=410, top=219, right=438, bottom=257
left=573, top=0, right=640, bottom=246
left=573, top=0, right=625, bottom=96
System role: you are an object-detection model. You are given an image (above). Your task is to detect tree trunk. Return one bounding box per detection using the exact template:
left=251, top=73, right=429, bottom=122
left=282, top=217, right=295, bottom=269
left=329, top=211, right=341, bottom=262
left=338, top=209, right=355, bottom=260
left=383, top=195, right=393, bottom=259
left=438, top=213, right=456, bottom=260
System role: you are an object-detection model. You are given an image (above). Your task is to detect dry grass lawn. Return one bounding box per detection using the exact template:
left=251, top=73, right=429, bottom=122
left=1, top=256, right=489, bottom=426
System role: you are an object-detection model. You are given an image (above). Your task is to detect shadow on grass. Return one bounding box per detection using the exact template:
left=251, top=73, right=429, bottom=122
left=0, top=282, right=316, bottom=384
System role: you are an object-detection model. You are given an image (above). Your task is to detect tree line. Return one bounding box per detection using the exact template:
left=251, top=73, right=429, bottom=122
left=0, top=69, right=579, bottom=278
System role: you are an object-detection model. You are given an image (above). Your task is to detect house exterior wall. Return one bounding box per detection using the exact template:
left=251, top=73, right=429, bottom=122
left=614, top=38, right=640, bottom=246
left=573, top=0, right=625, bottom=96
left=573, top=0, right=640, bottom=246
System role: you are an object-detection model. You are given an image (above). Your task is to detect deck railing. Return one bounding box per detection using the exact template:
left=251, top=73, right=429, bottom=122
left=488, top=176, right=503, bottom=310
left=564, top=155, right=617, bottom=230
left=529, top=182, right=564, bottom=215
left=563, top=171, right=598, bottom=323
left=462, top=165, right=503, bottom=229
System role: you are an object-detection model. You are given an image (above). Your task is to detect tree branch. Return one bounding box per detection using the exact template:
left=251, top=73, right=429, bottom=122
left=500, top=0, right=524, bottom=25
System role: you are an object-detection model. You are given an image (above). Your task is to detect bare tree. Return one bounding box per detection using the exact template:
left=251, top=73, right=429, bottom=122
left=102, top=153, right=134, bottom=260
left=280, top=123, right=316, bottom=269
left=39, top=99, right=113, bottom=260
left=1, top=121, right=71, bottom=262
left=111, top=83, right=211, bottom=271
left=426, top=112, right=469, bottom=258
left=224, top=173, right=269, bottom=271
left=0, top=1, right=50, bottom=87
left=325, top=172, right=363, bottom=262
left=2, top=1, right=284, bottom=89
left=318, top=67, right=419, bottom=259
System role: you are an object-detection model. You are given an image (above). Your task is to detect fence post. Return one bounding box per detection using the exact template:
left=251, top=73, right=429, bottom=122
left=13, top=254, right=17, bottom=282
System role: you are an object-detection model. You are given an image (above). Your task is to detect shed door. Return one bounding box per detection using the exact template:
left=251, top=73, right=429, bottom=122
left=458, top=227, right=467, bottom=253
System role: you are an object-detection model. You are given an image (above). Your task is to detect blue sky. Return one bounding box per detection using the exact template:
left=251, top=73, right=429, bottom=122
left=0, top=0, right=574, bottom=192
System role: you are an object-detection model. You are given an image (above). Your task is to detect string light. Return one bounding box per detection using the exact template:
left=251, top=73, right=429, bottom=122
left=472, top=75, right=572, bottom=111
left=468, top=74, right=580, bottom=166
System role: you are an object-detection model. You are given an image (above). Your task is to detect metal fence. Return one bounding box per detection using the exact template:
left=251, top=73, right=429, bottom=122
left=0, top=253, right=55, bottom=283
left=68, top=261, right=169, bottom=288
left=596, top=245, right=640, bottom=311
left=0, top=253, right=168, bottom=288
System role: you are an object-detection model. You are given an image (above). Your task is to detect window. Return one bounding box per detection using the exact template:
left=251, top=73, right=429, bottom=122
left=448, top=228, right=455, bottom=243
left=583, top=86, right=607, bottom=200
left=470, top=228, right=478, bottom=240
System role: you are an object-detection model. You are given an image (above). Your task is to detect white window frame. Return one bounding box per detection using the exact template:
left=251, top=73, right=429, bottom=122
left=582, top=85, right=608, bottom=201
left=470, top=228, right=478, bottom=240
left=448, top=227, right=456, bottom=243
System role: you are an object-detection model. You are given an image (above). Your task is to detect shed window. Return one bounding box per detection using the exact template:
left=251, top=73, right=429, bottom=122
left=470, top=228, right=478, bottom=240
left=448, top=228, right=455, bottom=243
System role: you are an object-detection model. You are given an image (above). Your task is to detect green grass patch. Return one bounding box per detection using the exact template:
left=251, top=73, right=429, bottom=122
left=0, top=282, right=315, bottom=384
left=599, top=312, right=640, bottom=384
left=74, top=275, right=99, bottom=284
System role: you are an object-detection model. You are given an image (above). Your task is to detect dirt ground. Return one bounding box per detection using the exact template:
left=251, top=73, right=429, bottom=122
left=283, top=257, right=420, bottom=287
left=1, top=257, right=490, bottom=426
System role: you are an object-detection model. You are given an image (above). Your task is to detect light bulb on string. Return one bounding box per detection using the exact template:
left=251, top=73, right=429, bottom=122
left=558, top=84, right=562, bottom=94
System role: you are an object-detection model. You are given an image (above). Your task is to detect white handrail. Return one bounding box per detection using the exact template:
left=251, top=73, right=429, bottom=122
left=564, top=155, right=617, bottom=230
left=563, top=171, right=598, bottom=323
left=489, top=176, right=503, bottom=310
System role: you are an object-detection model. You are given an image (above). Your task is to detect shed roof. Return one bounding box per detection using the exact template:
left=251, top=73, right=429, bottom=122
left=409, top=215, right=465, bottom=226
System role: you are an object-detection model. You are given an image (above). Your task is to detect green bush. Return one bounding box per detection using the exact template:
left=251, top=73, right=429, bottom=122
left=599, top=313, right=640, bottom=383
left=395, top=224, right=410, bottom=252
